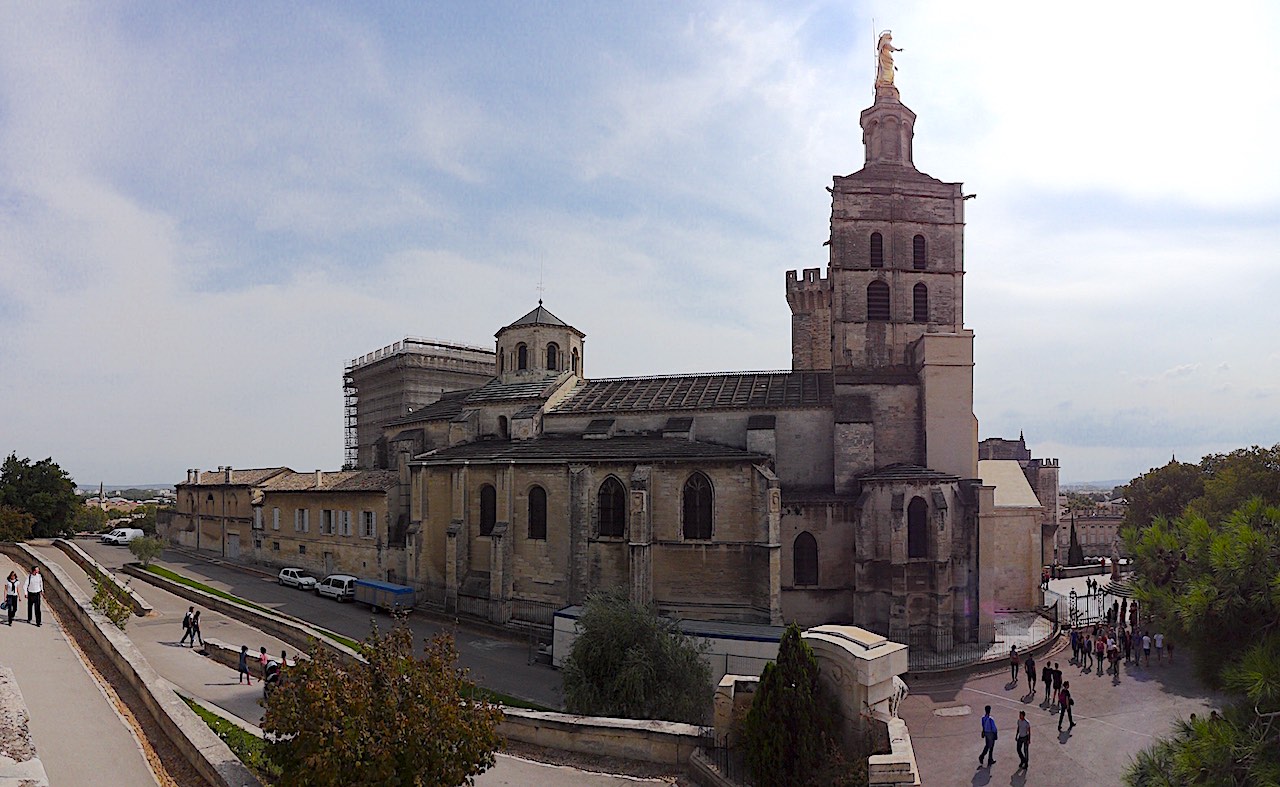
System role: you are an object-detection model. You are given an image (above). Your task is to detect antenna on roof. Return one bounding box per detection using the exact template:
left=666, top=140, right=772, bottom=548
left=537, top=262, right=545, bottom=306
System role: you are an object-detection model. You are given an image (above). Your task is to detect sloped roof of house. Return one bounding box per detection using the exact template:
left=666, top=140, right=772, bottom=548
left=413, top=436, right=766, bottom=465
left=978, top=460, right=1042, bottom=508
left=260, top=470, right=400, bottom=493
left=180, top=468, right=291, bottom=487
left=549, top=371, right=831, bottom=415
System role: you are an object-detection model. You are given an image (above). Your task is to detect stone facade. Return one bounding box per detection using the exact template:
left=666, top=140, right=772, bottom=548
left=979, top=435, right=1060, bottom=566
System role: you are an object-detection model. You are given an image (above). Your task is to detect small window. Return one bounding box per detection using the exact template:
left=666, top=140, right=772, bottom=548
left=321, top=509, right=334, bottom=535
left=597, top=477, right=627, bottom=538
left=793, top=532, right=818, bottom=586
left=913, top=234, right=926, bottom=270
left=498, top=415, right=508, bottom=439
left=340, top=510, right=352, bottom=537
left=272, top=541, right=280, bottom=551
left=908, top=497, right=928, bottom=558
left=528, top=486, right=547, bottom=540
left=913, top=283, right=929, bottom=323
left=546, top=343, right=559, bottom=371
left=682, top=472, right=713, bottom=540
left=299, top=544, right=307, bottom=555
left=572, top=348, right=579, bottom=374
left=362, top=511, right=376, bottom=538
left=870, top=232, right=884, bottom=268
left=517, top=344, right=528, bottom=371
left=272, top=507, right=280, bottom=531
left=479, top=484, right=496, bottom=536
left=497, top=351, right=504, bottom=374
left=867, top=281, right=891, bottom=321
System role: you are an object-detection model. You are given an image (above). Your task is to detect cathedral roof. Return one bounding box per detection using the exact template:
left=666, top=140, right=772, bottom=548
left=412, top=436, right=766, bottom=465
left=549, top=371, right=831, bottom=414
left=497, top=302, right=583, bottom=337
left=857, top=464, right=960, bottom=483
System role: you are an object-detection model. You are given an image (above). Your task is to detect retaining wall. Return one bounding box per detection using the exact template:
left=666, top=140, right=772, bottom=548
left=499, top=708, right=708, bottom=766
left=52, top=538, right=153, bottom=616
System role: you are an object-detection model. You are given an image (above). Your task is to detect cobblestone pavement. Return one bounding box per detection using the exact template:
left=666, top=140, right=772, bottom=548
left=900, top=636, right=1225, bottom=786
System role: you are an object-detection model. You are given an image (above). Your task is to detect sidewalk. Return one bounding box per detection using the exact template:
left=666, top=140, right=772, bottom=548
left=0, top=553, right=157, bottom=787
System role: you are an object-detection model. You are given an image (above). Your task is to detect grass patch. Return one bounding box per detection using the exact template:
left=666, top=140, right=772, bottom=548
left=182, top=696, right=281, bottom=784
left=470, top=686, right=554, bottom=712
left=313, top=627, right=360, bottom=651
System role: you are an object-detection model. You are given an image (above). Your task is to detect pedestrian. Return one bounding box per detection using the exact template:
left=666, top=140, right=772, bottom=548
left=1123, top=628, right=1132, bottom=663
left=1081, top=634, right=1092, bottom=670
left=1041, top=661, right=1053, bottom=704
left=258, top=647, right=269, bottom=682
left=979, top=705, right=998, bottom=766
left=1095, top=635, right=1106, bottom=675
left=1070, top=628, right=1079, bottom=663
left=179, top=605, right=195, bottom=646
left=1154, top=631, right=1165, bottom=663
left=1010, top=645, right=1021, bottom=683
left=4, top=571, right=19, bottom=626
left=1052, top=662, right=1063, bottom=707
left=1016, top=710, right=1031, bottom=769
left=1142, top=632, right=1152, bottom=667
left=1057, top=681, right=1075, bottom=730
left=189, top=610, right=204, bottom=647
left=1025, top=653, right=1037, bottom=694
left=24, top=566, right=43, bottom=626
left=238, top=646, right=251, bottom=685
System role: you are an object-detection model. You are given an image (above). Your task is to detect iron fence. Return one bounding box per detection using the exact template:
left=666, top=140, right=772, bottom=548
left=511, top=598, right=558, bottom=628
left=700, top=740, right=750, bottom=786
left=893, top=605, right=1059, bottom=672
left=456, top=593, right=489, bottom=620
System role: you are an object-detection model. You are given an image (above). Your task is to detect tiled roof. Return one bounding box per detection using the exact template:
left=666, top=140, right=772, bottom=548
left=550, top=371, right=832, bottom=414
left=385, top=389, right=476, bottom=426
left=465, top=374, right=563, bottom=403
left=857, top=464, right=959, bottom=483
left=497, top=302, right=582, bottom=337
left=414, top=436, right=766, bottom=465
left=181, top=468, right=290, bottom=487
left=260, top=470, right=400, bottom=493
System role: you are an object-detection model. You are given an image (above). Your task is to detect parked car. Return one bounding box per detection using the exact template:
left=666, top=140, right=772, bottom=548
left=101, top=528, right=144, bottom=545
left=315, top=574, right=357, bottom=602
left=277, top=568, right=317, bottom=590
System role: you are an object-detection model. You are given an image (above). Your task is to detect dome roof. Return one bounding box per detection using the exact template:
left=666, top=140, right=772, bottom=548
left=496, top=301, right=583, bottom=337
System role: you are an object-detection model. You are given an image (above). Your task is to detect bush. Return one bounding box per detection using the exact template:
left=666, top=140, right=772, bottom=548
left=263, top=625, right=502, bottom=787
left=128, top=536, right=165, bottom=567
left=90, top=577, right=132, bottom=630
left=562, top=589, right=711, bottom=724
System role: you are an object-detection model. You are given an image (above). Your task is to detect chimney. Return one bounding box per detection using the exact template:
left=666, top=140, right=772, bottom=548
left=193, top=468, right=201, bottom=485
left=224, top=466, right=233, bottom=484
left=315, top=469, right=324, bottom=487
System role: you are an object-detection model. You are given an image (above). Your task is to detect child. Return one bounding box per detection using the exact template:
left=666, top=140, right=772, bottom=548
left=238, top=646, right=251, bottom=685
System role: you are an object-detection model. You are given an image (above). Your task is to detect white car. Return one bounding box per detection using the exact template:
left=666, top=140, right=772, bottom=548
left=315, top=574, right=357, bottom=601
left=277, top=568, right=317, bottom=590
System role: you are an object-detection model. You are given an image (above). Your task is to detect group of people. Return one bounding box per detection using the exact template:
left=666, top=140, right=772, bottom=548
left=1068, top=624, right=1171, bottom=675
left=179, top=605, right=204, bottom=647
left=238, top=645, right=290, bottom=697
left=978, top=705, right=1038, bottom=771
left=3, top=565, right=45, bottom=627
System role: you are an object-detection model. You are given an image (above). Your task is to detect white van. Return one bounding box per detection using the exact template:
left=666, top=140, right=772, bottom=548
left=101, top=528, right=144, bottom=545
left=316, top=574, right=358, bottom=601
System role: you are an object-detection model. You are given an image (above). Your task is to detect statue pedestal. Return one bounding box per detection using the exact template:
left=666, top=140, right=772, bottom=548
left=874, top=84, right=900, bottom=102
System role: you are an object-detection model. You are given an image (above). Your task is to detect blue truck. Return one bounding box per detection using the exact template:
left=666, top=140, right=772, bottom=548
left=353, top=579, right=416, bottom=614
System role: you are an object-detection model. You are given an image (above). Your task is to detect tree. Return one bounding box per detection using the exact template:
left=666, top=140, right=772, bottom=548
left=740, top=624, right=845, bottom=787
left=0, top=505, right=35, bottom=542
left=132, top=503, right=160, bottom=535
left=1122, top=460, right=1204, bottom=530
left=0, top=454, right=78, bottom=537
left=263, top=625, right=502, bottom=787
left=74, top=505, right=109, bottom=533
left=128, top=536, right=165, bottom=567
left=1188, top=445, right=1280, bottom=525
left=562, top=589, right=711, bottom=724
left=1124, top=496, right=1280, bottom=784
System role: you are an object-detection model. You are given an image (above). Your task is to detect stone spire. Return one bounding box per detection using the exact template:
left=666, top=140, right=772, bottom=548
left=860, top=83, right=916, bottom=169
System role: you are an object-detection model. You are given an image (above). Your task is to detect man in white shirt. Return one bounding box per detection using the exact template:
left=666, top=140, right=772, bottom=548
left=1154, top=632, right=1165, bottom=663
left=24, top=566, right=43, bottom=627
left=1142, top=633, right=1152, bottom=666
left=1016, top=710, right=1032, bottom=769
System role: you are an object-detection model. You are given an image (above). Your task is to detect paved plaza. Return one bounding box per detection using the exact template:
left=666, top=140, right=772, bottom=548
left=900, top=634, right=1224, bottom=786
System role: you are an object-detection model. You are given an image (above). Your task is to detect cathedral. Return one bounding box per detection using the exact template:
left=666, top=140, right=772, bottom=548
left=358, top=73, right=1044, bottom=648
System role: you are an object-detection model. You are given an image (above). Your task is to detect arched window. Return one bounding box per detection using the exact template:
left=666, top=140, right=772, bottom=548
left=908, top=497, right=928, bottom=558
left=571, top=348, right=579, bottom=374
left=516, top=344, right=528, bottom=371
left=867, top=281, right=890, bottom=321
left=498, top=415, right=508, bottom=439
left=546, top=343, right=559, bottom=370
left=206, top=493, right=215, bottom=513
left=913, top=234, right=927, bottom=270
left=870, top=232, right=884, bottom=268
left=597, top=476, right=627, bottom=538
left=913, top=283, right=929, bottom=323
left=497, top=351, right=504, bottom=375
left=479, top=484, right=496, bottom=536
left=682, top=472, right=713, bottom=540
left=793, top=532, right=818, bottom=586
left=528, top=486, right=547, bottom=540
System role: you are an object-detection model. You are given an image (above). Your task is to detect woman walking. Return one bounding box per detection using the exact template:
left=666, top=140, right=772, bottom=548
left=189, top=610, right=204, bottom=648
left=4, top=571, right=19, bottom=626
left=238, top=646, right=252, bottom=684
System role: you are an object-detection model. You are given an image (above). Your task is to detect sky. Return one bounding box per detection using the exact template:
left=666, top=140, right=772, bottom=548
left=1, top=1, right=1278, bottom=487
